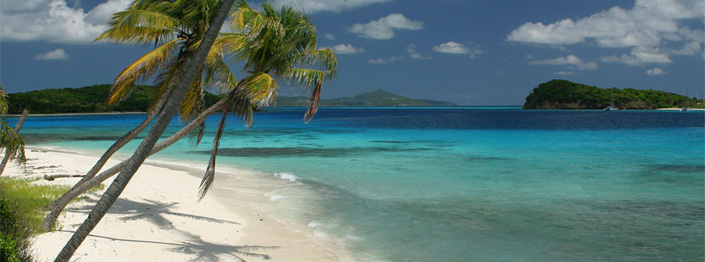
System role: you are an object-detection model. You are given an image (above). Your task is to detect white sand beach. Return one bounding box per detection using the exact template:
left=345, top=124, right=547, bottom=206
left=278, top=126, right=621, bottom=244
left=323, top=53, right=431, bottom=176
left=3, top=147, right=338, bottom=262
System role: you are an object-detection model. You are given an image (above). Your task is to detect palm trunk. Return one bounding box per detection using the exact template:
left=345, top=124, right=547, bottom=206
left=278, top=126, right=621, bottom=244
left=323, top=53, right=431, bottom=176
left=0, top=109, right=28, bottom=176
left=41, top=98, right=227, bottom=231
left=53, top=1, right=235, bottom=260
left=43, top=92, right=169, bottom=211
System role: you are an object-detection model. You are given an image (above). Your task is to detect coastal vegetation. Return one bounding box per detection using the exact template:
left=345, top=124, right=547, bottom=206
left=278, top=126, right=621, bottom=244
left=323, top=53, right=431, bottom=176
left=0, top=178, right=72, bottom=261
left=8, top=86, right=452, bottom=113
left=524, top=79, right=703, bottom=109
left=6, top=84, right=221, bottom=114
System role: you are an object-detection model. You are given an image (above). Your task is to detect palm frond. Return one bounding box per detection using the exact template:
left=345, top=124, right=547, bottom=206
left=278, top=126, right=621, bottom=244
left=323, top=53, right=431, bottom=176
left=304, top=79, right=322, bottom=124
left=108, top=39, right=180, bottom=105
left=0, top=88, right=8, bottom=115
left=0, top=122, right=25, bottom=166
left=285, top=68, right=324, bottom=90
left=179, top=73, right=205, bottom=122
left=95, top=9, right=183, bottom=45
left=203, top=59, right=238, bottom=94
left=243, top=73, right=279, bottom=106
left=198, top=91, right=236, bottom=201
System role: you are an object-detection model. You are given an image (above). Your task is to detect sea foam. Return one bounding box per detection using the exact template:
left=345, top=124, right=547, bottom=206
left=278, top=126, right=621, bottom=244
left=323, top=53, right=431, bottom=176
left=274, top=172, right=298, bottom=181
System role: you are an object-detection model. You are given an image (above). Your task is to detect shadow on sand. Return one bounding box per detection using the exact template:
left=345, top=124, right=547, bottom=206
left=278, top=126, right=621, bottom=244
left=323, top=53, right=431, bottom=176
left=64, top=197, right=278, bottom=261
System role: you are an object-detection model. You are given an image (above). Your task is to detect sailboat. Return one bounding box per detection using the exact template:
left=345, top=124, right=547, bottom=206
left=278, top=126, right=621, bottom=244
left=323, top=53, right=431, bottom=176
left=604, top=88, right=619, bottom=111
left=682, top=88, right=690, bottom=112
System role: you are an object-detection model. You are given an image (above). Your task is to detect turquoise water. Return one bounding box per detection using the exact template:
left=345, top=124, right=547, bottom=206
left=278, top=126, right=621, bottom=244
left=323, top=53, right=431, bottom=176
left=9, top=109, right=705, bottom=261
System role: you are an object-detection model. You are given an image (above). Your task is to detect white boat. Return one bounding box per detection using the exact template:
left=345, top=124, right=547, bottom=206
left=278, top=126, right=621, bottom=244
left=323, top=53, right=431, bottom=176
left=604, top=88, right=619, bottom=111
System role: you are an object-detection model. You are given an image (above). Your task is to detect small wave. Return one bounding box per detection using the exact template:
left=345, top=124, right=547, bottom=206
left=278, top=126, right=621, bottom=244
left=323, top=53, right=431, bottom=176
left=269, top=195, right=283, bottom=201
left=274, top=172, right=298, bottom=182
left=307, top=220, right=320, bottom=228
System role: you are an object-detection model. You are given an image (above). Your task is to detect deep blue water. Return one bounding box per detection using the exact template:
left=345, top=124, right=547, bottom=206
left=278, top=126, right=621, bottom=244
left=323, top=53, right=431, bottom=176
left=7, top=108, right=705, bottom=261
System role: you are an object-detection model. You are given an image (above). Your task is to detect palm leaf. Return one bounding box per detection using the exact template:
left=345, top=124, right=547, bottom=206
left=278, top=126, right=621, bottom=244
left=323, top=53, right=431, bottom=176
left=0, top=122, right=25, bottom=166
left=243, top=73, right=279, bottom=106
left=108, top=39, right=180, bottom=105
left=95, top=9, right=182, bottom=45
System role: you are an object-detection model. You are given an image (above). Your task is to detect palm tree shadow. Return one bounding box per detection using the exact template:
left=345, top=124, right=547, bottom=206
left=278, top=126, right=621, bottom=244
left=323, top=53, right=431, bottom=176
left=64, top=197, right=278, bottom=261
left=172, top=234, right=277, bottom=262
left=67, top=197, right=240, bottom=230
left=56, top=230, right=278, bottom=261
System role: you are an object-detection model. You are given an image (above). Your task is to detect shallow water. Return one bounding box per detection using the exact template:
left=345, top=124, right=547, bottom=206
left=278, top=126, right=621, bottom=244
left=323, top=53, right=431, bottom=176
left=9, top=108, right=705, bottom=261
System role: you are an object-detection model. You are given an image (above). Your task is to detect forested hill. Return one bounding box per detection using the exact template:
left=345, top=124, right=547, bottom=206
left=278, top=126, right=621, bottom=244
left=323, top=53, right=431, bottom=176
left=6, top=85, right=455, bottom=114
left=6, top=84, right=221, bottom=114
left=274, top=89, right=457, bottom=107
left=523, top=79, right=701, bottom=109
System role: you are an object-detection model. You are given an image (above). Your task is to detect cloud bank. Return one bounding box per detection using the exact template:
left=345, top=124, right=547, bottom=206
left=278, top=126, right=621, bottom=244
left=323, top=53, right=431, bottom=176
left=0, top=0, right=131, bottom=44
left=507, top=0, right=704, bottom=65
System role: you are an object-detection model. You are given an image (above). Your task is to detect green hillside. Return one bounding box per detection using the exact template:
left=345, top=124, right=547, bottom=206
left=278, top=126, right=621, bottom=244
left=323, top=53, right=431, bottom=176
left=523, top=79, right=702, bottom=109
left=7, top=84, right=221, bottom=114
left=273, top=89, right=456, bottom=107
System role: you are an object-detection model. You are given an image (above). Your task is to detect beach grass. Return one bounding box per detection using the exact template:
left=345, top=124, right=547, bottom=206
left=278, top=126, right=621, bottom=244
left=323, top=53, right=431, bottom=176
left=0, top=177, right=71, bottom=262
left=0, top=178, right=72, bottom=233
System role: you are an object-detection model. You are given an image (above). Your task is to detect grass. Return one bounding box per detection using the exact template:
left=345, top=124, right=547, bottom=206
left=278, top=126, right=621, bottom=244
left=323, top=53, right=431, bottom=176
left=0, top=177, right=105, bottom=261
left=0, top=178, right=72, bottom=233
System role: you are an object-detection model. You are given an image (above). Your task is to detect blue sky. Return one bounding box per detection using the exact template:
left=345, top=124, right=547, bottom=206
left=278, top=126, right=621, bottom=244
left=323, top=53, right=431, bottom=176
left=1, top=0, right=703, bottom=105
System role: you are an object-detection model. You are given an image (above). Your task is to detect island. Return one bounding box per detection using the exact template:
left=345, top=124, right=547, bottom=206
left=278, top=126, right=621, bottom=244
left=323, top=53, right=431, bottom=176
left=6, top=85, right=455, bottom=114
left=523, top=79, right=702, bottom=110
left=273, top=89, right=456, bottom=107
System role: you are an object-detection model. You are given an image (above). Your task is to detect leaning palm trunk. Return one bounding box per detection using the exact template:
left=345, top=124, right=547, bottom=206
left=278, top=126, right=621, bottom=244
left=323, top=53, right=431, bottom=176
left=41, top=98, right=227, bottom=231
left=53, top=1, right=235, bottom=260
left=43, top=92, right=169, bottom=211
left=0, top=109, right=28, bottom=176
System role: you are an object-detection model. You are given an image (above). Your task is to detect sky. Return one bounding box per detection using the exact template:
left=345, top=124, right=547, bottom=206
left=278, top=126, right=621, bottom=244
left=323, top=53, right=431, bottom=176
left=0, top=0, right=703, bottom=105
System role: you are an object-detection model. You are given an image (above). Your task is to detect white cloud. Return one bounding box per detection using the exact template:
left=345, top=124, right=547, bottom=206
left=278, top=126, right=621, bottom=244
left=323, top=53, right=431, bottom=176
left=406, top=44, right=430, bottom=59
left=323, top=33, right=336, bottom=40
left=555, top=71, right=576, bottom=75
left=35, top=48, right=70, bottom=60
left=646, top=67, right=668, bottom=75
left=507, top=0, right=705, bottom=64
left=433, top=41, right=470, bottom=54
left=433, top=41, right=484, bottom=58
left=369, top=56, right=403, bottom=64
left=601, top=46, right=672, bottom=65
left=85, top=0, right=131, bottom=25
left=268, top=0, right=389, bottom=13
left=672, top=41, right=702, bottom=55
left=529, top=54, right=598, bottom=70
left=324, top=43, right=365, bottom=54
left=350, top=13, right=423, bottom=40
left=0, top=0, right=130, bottom=44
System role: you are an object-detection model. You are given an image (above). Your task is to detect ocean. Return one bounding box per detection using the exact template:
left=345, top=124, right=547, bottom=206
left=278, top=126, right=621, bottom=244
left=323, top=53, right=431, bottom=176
left=9, top=108, right=705, bottom=261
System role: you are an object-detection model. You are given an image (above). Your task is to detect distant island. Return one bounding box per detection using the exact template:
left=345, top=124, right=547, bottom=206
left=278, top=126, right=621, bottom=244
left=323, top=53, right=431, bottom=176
left=5, top=84, right=221, bottom=114
left=272, top=89, right=456, bottom=107
left=5, top=85, right=455, bottom=114
left=524, top=79, right=703, bottom=110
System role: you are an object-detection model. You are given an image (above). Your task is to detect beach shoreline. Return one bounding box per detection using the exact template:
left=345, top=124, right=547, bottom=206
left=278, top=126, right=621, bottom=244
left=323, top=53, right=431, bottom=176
left=3, top=146, right=338, bottom=262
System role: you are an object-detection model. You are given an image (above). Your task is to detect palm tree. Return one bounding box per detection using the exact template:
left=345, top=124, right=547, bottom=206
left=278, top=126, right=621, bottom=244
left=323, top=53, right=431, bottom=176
left=55, top=0, right=240, bottom=201
left=196, top=1, right=337, bottom=197
left=0, top=85, right=25, bottom=174
left=53, top=0, right=237, bottom=260
left=53, top=1, right=337, bottom=259
left=42, top=0, right=337, bottom=229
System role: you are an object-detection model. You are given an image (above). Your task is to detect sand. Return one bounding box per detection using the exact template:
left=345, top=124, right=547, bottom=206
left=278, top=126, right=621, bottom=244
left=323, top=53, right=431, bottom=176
left=2, top=147, right=338, bottom=262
